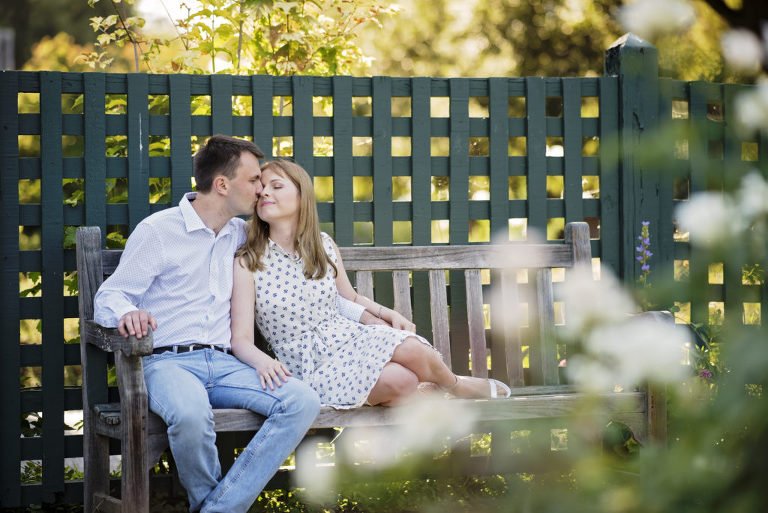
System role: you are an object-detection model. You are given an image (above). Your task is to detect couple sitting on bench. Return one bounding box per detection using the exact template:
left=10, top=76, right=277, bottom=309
left=94, top=135, right=511, bottom=513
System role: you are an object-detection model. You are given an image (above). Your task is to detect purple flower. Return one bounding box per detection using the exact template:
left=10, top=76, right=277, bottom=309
left=698, top=369, right=713, bottom=380
left=636, top=246, right=643, bottom=252
left=642, top=221, right=650, bottom=226
left=636, top=256, right=643, bottom=261
left=638, top=235, right=644, bottom=241
left=641, top=264, right=650, bottom=271
left=645, top=250, right=653, bottom=257
left=643, top=238, right=650, bottom=245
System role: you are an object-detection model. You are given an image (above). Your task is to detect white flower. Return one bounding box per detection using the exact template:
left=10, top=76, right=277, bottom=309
left=561, top=266, right=637, bottom=337
left=736, top=171, right=768, bottom=221
left=567, top=316, right=690, bottom=392
left=676, top=192, right=735, bottom=248
left=734, top=79, right=768, bottom=135
left=292, top=438, right=337, bottom=504
left=619, top=0, right=695, bottom=39
left=721, top=29, right=764, bottom=72
left=335, top=397, right=478, bottom=469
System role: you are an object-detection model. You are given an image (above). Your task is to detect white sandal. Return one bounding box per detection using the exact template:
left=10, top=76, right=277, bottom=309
left=489, top=378, right=512, bottom=399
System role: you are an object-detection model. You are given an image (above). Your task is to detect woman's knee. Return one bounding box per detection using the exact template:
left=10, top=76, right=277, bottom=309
left=377, top=365, right=418, bottom=398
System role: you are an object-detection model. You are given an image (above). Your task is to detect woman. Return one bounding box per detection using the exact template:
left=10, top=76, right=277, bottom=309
left=230, top=160, right=511, bottom=408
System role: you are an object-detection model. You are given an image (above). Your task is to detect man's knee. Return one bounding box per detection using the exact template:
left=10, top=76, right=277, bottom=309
left=280, top=380, right=321, bottom=422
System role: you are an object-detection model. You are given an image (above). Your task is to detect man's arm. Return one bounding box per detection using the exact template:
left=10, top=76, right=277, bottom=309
left=94, top=223, right=161, bottom=337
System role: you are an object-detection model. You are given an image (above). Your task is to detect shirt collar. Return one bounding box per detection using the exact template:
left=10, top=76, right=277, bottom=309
left=179, top=192, right=238, bottom=237
left=179, top=192, right=208, bottom=233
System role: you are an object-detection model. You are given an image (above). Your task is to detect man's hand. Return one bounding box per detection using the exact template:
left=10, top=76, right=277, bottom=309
left=118, top=310, right=158, bottom=339
left=359, top=310, right=391, bottom=327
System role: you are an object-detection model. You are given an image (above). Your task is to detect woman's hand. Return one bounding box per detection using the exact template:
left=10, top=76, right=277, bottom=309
left=383, top=308, right=416, bottom=332
left=253, top=353, right=292, bottom=390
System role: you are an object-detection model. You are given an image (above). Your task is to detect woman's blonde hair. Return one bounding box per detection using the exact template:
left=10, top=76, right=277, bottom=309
left=236, top=159, right=337, bottom=280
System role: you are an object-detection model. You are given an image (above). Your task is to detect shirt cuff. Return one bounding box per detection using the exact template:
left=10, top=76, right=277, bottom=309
left=337, top=296, right=365, bottom=322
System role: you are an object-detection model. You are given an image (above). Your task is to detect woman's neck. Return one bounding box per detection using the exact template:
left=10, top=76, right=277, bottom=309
left=268, top=222, right=297, bottom=254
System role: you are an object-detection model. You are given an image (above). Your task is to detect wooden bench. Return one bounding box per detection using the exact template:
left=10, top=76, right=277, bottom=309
left=76, top=221, right=665, bottom=513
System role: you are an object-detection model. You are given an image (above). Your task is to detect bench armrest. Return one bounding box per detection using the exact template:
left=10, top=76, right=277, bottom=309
left=83, top=320, right=154, bottom=357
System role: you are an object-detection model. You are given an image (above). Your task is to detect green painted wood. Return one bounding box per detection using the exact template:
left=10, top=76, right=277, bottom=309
left=127, top=74, right=150, bottom=230
left=332, top=76, right=354, bottom=246
left=604, top=34, right=660, bottom=283
left=0, top=70, right=22, bottom=508
left=411, top=77, right=432, bottom=340
left=371, top=77, right=394, bottom=307
left=84, top=74, right=107, bottom=241
left=292, top=75, right=314, bottom=174
left=40, top=70, right=66, bottom=501
left=722, top=84, right=746, bottom=328
left=211, top=74, right=233, bottom=135
left=169, top=74, right=193, bottom=204
left=489, top=78, right=509, bottom=237
left=448, top=78, right=471, bottom=375
left=251, top=75, right=273, bottom=158
left=411, top=77, right=431, bottom=245
left=655, top=79, right=676, bottom=285
left=598, top=77, right=621, bottom=274
left=525, top=77, right=547, bottom=236
left=372, top=76, right=394, bottom=245
left=688, top=82, right=712, bottom=327
left=562, top=78, right=583, bottom=224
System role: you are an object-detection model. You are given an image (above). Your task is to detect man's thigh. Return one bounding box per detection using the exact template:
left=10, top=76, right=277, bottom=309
left=207, top=353, right=315, bottom=416
left=142, top=352, right=211, bottom=421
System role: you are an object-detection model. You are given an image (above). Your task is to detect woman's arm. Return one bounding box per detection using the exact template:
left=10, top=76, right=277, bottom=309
left=329, top=238, right=416, bottom=332
left=231, top=257, right=292, bottom=390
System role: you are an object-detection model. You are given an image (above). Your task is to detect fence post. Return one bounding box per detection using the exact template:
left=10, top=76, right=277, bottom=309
left=604, top=33, right=660, bottom=284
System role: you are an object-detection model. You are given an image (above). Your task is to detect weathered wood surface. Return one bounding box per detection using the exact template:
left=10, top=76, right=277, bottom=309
left=77, top=221, right=665, bottom=513
left=340, top=244, right=575, bottom=271
left=84, top=321, right=154, bottom=357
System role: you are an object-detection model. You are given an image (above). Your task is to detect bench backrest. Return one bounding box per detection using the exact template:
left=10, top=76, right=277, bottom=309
left=77, top=222, right=591, bottom=390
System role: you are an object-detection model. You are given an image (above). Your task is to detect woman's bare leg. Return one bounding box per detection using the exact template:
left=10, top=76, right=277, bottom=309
left=390, top=337, right=505, bottom=399
left=366, top=362, right=419, bottom=406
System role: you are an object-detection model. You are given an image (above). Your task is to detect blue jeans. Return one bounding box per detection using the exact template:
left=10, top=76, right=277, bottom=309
left=143, top=349, right=321, bottom=513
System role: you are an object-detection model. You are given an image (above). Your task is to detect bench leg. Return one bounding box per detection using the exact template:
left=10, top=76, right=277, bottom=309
left=117, top=353, right=150, bottom=513
left=82, top=417, right=111, bottom=513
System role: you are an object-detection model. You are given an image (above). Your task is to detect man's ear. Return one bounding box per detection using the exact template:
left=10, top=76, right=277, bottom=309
left=213, top=175, right=228, bottom=195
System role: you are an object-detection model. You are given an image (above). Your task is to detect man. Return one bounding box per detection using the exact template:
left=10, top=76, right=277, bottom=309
left=93, top=135, right=370, bottom=513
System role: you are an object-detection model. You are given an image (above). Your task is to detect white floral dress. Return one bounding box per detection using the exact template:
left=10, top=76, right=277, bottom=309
left=252, top=233, right=427, bottom=409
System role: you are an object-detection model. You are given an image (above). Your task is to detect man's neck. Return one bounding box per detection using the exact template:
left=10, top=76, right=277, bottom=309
left=190, top=192, right=232, bottom=234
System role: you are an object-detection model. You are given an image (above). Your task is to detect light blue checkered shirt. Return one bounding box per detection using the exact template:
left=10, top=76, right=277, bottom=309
left=94, top=192, right=364, bottom=349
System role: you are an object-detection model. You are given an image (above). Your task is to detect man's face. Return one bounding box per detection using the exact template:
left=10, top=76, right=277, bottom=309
left=226, top=151, right=263, bottom=216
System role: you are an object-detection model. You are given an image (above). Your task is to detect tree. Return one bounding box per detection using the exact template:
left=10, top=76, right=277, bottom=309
left=0, top=0, right=131, bottom=69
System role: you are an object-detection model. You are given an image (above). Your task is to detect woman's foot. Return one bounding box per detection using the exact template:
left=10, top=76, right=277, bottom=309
left=443, top=376, right=511, bottom=399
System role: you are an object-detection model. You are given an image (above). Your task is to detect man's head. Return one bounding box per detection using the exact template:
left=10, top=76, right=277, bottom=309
left=193, top=135, right=265, bottom=193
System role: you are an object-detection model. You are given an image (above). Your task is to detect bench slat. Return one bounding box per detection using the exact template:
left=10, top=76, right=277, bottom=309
left=340, top=245, right=575, bottom=271
left=465, top=269, right=488, bottom=378
left=530, top=268, right=559, bottom=386
left=500, top=269, right=525, bottom=387
left=428, top=270, right=451, bottom=367
left=354, top=271, right=374, bottom=300
left=392, top=271, right=412, bottom=321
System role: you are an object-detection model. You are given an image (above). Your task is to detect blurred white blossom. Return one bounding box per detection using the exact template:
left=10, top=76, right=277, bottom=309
left=619, top=0, right=695, bottom=39
left=676, top=192, right=735, bottom=248
left=566, top=316, right=690, bottom=392
left=736, top=171, right=768, bottom=221
left=336, top=397, right=478, bottom=468
left=561, top=266, right=636, bottom=337
left=734, top=79, right=768, bottom=135
left=293, top=438, right=337, bottom=504
left=721, top=29, right=764, bottom=72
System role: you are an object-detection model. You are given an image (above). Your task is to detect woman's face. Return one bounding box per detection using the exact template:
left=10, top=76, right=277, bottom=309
left=256, top=167, right=301, bottom=226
